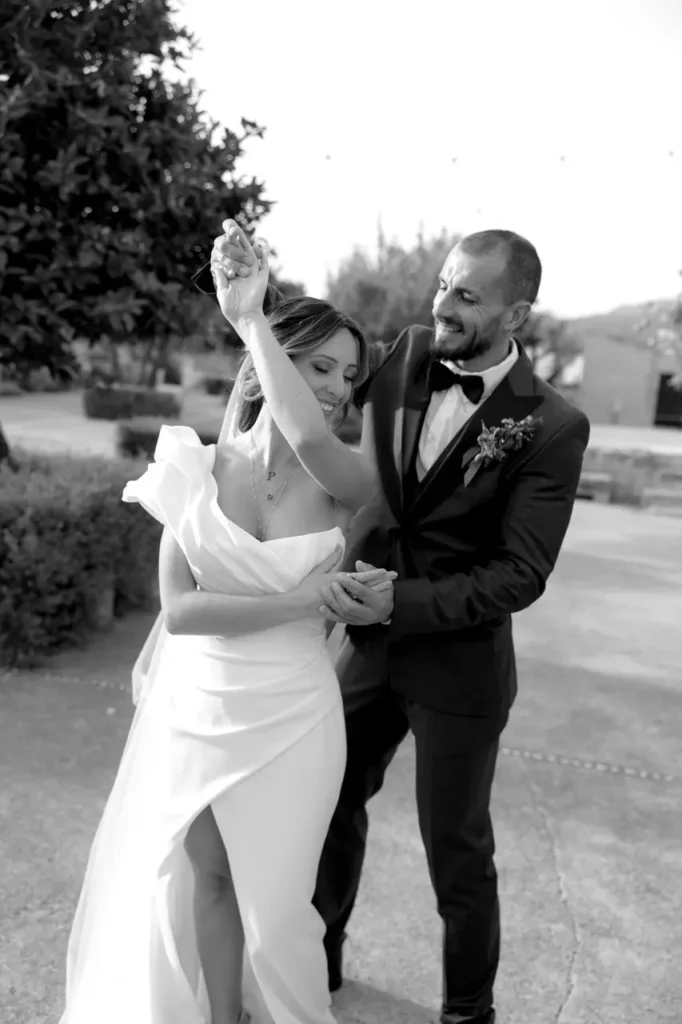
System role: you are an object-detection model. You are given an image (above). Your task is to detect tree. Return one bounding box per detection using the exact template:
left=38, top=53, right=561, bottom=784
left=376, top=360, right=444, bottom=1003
left=0, top=423, right=17, bottom=471
left=0, top=0, right=273, bottom=461
left=516, top=310, right=583, bottom=386
left=326, top=228, right=460, bottom=343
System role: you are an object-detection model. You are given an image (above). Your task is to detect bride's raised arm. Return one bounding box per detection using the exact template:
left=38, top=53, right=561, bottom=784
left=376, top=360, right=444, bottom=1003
left=211, top=222, right=378, bottom=513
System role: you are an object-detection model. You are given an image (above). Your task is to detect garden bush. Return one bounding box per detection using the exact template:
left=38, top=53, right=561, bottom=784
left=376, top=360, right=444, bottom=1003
left=82, top=384, right=182, bottom=421
left=116, top=403, right=362, bottom=460
left=116, top=415, right=224, bottom=461
left=203, top=377, right=235, bottom=397
left=0, top=450, right=162, bottom=668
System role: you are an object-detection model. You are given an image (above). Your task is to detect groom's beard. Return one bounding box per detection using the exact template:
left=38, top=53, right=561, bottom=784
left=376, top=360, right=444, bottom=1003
left=432, top=312, right=505, bottom=364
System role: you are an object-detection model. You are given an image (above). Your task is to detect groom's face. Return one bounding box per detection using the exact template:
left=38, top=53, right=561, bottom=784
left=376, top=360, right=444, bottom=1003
left=432, top=246, right=511, bottom=363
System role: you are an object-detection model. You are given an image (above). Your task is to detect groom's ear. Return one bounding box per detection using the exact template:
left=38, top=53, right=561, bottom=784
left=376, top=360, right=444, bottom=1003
left=506, top=301, right=532, bottom=333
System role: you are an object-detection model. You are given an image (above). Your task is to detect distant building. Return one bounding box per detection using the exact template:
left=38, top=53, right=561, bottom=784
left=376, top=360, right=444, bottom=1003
left=567, top=303, right=682, bottom=428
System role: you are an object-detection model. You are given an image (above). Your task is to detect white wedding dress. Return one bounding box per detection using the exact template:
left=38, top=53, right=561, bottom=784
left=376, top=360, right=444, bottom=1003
left=60, top=426, right=346, bottom=1024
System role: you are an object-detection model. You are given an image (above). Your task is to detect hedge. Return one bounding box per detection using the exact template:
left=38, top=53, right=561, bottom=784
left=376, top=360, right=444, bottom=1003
left=82, top=384, right=182, bottom=421
left=203, top=377, right=235, bottom=397
left=116, top=404, right=363, bottom=461
left=117, top=415, right=224, bottom=460
left=0, top=450, right=161, bottom=668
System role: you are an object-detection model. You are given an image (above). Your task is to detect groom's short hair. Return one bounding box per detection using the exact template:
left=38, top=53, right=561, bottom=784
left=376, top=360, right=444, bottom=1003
left=458, top=230, right=542, bottom=306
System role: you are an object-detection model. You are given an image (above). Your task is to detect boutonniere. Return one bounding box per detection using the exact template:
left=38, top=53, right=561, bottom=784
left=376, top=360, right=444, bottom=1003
left=462, top=414, right=544, bottom=486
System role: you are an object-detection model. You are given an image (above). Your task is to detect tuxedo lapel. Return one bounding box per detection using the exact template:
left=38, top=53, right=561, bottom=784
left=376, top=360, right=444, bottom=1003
left=409, top=345, right=544, bottom=517
left=400, top=350, right=432, bottom=491
left=368, top=338, right=430, bottom=517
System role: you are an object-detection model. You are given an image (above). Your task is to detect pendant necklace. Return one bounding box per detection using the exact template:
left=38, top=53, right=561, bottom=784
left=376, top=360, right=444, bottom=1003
left=248, top=432, right=298, bottom=542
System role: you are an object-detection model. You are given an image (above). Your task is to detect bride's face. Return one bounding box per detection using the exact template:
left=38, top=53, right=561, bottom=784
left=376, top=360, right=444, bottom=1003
left=292, top=329, right=360, bottom=420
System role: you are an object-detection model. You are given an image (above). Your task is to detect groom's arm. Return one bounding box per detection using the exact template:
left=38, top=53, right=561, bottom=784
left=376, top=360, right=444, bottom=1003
left=387, top=411, right=590, bottom=640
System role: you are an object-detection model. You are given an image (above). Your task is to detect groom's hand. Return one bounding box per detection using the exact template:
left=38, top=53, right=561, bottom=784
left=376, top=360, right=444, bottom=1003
left=319, top=565, right=394, bottom=626
left=213, top=219, right=266, bottom=280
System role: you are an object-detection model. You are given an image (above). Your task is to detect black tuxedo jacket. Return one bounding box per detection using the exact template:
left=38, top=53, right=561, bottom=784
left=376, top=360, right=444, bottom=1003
left=343, top=325, right=590, bottom=719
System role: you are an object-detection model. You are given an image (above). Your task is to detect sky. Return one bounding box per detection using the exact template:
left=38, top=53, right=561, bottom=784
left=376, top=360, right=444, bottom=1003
left=177, top=0, right=682, bottom=319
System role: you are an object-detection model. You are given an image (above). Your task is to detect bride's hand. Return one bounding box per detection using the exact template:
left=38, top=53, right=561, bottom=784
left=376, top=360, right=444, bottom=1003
left=211, top=220, right=269, bottom=326
left=293, top=547, right=345, bottom=615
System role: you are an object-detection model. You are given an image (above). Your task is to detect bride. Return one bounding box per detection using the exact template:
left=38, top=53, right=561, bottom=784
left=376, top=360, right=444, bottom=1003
left=59, top=224, right=396, bottom=1024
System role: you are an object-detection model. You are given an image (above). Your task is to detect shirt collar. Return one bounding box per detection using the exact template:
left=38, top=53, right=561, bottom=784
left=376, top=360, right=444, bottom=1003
left=443, top=339, right=519, bottom=400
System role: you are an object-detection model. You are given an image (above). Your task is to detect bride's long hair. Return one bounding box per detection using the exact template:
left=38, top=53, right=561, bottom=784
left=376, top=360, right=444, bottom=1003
left=220, top=297, right=370, bottom=442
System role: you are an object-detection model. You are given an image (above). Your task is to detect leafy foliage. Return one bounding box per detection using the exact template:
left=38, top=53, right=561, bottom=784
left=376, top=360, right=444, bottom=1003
left=116, top=412, right=223, bottom=459
left=82, top=383, right=181, bottom=420
left=516, top=310, right=583, bottom=385
left=0, top=0, right=272, bottom=388
left=0, top=448, right=160, bottom=666
left=326, top=229, right=460, bottom=343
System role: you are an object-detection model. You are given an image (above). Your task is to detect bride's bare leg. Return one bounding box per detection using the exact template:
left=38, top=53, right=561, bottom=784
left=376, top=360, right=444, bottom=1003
left=185, top=807, right=244, bottom=1024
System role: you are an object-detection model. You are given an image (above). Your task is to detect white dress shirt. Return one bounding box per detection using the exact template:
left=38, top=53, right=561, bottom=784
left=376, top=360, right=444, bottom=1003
left=416, top=340, right=519, bottom=480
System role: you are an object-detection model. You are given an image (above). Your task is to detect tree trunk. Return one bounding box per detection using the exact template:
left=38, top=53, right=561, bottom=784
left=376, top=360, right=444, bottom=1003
left=0, top=421, right=18, bottom=470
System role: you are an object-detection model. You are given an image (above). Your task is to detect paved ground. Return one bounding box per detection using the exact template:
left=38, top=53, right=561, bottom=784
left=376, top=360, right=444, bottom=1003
left=1, top=500, right=681, bottom=1024
left=1, top=389, right=225, bottom=457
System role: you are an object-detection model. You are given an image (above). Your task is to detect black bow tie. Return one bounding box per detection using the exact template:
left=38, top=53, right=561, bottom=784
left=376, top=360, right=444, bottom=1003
left=427, top=361, right=485, bottom=405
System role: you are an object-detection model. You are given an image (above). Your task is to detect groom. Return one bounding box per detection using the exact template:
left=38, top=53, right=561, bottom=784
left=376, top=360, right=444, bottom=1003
left=194, top=227, right=590, bottom=1024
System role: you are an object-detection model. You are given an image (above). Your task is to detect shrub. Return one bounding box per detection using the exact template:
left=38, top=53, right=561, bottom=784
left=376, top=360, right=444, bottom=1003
left=115, top=403, right=363, bottom=460
left=0, top=379, right=23, bottom=397
left=0, top=450, right=161, bottom=668
left=160, top=358, right=183, bottom=386
left=82, top=384, right=182, bottom=421
left=116, top=415, right=224, bottom=461
left=203, top=377, right=235, bottom=397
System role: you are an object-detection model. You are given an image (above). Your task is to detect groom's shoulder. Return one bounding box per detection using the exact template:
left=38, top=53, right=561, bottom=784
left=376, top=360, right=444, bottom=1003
left=374, top=323, right=434, bottom=373
left=354, top=324, right=431, bottom=409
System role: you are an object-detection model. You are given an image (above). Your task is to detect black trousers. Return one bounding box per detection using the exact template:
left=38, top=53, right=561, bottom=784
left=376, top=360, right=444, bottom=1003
left=313, top=633, right=506, bottom=1023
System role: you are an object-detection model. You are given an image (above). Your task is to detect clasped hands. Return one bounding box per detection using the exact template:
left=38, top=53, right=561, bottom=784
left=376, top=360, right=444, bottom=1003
left=299, top=552, right=396, bottom=627
left=210, top=220, right=269, bottom=327
left=320, top=561, right=396, bottom=626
